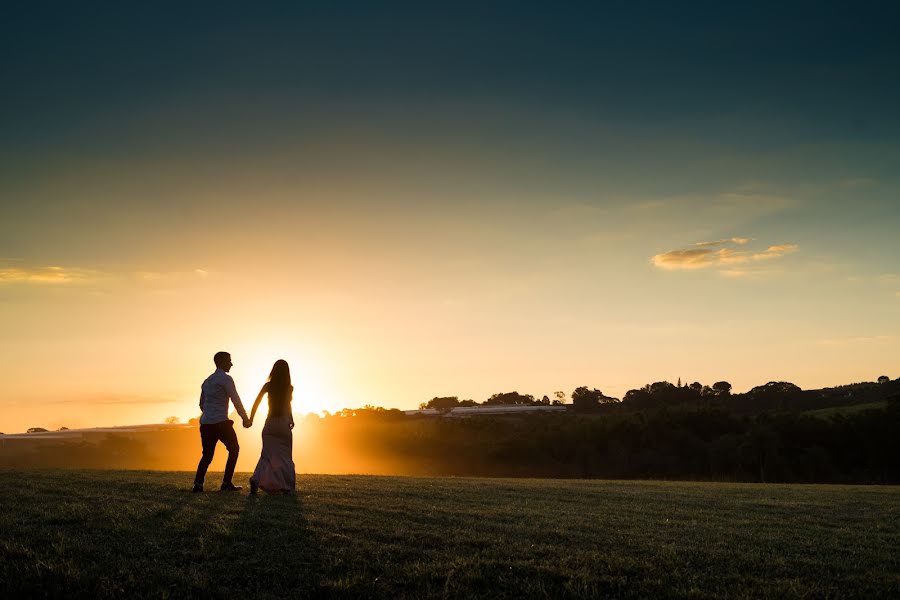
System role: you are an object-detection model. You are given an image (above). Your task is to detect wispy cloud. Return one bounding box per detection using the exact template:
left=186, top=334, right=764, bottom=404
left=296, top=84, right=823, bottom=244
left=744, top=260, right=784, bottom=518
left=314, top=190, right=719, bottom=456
left=45, top=394, right=179, bottom=405
left=0, top=266, right=98, bottom=284
left=651, top=239, right=799, bottom=273
left=626, top=191, right=796, bottom=219
left=839, top=178, right=877, bottom=189
left=692, top=237, right=750, bottom=248
left=133, top=269, right=211, bottom=284
left=0, top=264, right=213, bottom=287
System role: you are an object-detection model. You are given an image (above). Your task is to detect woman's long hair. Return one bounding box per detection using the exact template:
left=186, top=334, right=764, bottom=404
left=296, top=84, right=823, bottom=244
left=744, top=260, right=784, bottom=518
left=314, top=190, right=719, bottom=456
left=267, top=359, right=292, bottom=404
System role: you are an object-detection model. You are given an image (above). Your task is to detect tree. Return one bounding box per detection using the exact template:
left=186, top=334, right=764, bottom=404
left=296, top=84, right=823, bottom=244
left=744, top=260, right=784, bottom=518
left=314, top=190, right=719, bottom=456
left=422, top=396, right=461, bottom=410
left=553, top=391, right=566, bottom=406
left=712, top=381, right=733, bottom=396
left=164, top=416, right=180, bottom=425
left=540, top=395, right=551, bottom=405
left=485, top=391, right=535, bottom=405
left=749, top=381, right=801, bottom=397
left=878, top=375, right=890, bottom=385
left=744, top=381, right=803, bottom=412
left=571, top=387, right=616, bottom=411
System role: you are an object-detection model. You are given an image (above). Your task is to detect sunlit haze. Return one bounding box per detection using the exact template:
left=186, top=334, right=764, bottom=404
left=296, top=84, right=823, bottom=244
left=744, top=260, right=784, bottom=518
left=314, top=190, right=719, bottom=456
left=2, top=3, right=900, bottom=434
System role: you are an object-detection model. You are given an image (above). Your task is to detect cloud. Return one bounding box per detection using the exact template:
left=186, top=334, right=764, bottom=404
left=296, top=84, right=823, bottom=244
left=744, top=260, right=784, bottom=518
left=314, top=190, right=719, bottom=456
left=0, top=266, right=98, bottom=284
left=651, top=239, right=798, bottom=272
left=625, top=191, right=796, bottom=221
left=133, top=269, right=212, bottom=285
left=45, top=394, right=178, bottom=405
left=712, top=192, right=796, bottom=214
left=692, top=237, right=750, bottom=248
left=0, top=263, right=213, bottom=290
left=839, top=178, right=877, bottom=189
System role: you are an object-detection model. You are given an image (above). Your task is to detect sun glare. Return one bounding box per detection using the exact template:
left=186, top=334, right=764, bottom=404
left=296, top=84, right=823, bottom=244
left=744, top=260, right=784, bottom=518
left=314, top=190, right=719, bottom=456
left=234, top=340, right=337, bottom=417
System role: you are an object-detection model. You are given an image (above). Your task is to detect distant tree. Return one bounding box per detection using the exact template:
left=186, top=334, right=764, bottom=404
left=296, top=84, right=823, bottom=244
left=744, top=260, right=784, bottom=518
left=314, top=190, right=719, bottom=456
left=649, top=381, right=677, bottom=396
left=712, top=381, right=733, bottom=396
left=749, top=381, right=801, bottom=396
left=553, top=391, right=566, bottom=406
left=689, top=382, right=703, bottom=393
left=164, top=416, right=180, bottom=425
left=744, top=381, right=803, bottom=412
left=27, top=428, right=49, bottom=433
left=624, top=381, right=697, bottom=409
left=571, top=387, right=616, bottom=411
left=458, top=399, right=478, bottom=407
left=540, top=395, right=551, bottom=405
left=188, top=417, right=200, bottom=425
left=423, top=396, right=461, bottom=410
left=57, top=427, right=69, bottom=431
left=484, top=391, right=535, bottom=405
left=878, top=375, right=890, bottom=385
left=622, top=387, right=652, bottom=408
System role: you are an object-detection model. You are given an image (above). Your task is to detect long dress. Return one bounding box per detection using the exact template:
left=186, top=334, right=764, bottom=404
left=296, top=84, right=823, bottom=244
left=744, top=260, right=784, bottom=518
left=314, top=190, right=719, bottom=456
left=250, top=386, right=296, bottom=493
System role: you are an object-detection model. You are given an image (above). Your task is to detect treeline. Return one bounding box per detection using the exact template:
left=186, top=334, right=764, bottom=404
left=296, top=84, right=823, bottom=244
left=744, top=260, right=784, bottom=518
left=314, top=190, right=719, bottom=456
left=419, top=376, right=900, bottom=415
left=419, top=387, right=621, bottom=410
left=621, top=378, right=900, bottom=414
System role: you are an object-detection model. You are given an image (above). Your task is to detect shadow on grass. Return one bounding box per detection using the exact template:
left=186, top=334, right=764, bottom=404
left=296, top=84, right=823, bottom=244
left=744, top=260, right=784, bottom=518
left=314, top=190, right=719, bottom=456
left=111, top=480, right=323, bottom=596
left=210, top=492, right=324, bottom=596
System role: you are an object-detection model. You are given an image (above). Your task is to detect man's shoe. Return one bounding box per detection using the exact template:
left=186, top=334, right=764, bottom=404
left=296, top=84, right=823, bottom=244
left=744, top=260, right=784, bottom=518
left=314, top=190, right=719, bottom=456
left=192, top=483, right=203, bottom=493
left=250, top=480, right=259, bottom=495
left=220, top=483, right=243, bottom=492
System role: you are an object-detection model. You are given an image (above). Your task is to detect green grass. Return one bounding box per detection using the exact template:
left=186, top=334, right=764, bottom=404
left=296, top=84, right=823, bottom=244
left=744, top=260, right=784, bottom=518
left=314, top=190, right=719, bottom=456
left=805, top=401, right=888, bottom=418
left=1, top=471, right=898, bottom=598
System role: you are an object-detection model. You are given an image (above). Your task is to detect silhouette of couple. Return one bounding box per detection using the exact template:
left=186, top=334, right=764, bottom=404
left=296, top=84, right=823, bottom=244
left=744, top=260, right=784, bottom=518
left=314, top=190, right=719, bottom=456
left=192, top=351, right=296, bottom=494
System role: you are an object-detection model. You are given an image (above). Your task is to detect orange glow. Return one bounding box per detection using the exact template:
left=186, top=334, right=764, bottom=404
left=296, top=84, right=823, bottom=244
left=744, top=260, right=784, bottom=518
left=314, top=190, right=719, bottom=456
left=232, top=339, right=340, bottom=418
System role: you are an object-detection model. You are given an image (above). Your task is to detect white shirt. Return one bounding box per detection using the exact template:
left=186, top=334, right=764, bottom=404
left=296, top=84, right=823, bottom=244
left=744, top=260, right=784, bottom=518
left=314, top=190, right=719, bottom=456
left=199, top=369, right=249, bottom=425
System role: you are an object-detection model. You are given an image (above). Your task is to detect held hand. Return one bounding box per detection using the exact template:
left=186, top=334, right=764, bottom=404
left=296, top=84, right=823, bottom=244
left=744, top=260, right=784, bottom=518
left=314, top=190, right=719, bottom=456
left=243, top=418, right=252, bottom=429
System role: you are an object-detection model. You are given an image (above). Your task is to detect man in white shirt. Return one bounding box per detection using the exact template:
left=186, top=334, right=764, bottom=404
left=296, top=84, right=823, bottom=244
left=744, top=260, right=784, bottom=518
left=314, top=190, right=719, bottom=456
left=192, top=351, right=251, bottom=492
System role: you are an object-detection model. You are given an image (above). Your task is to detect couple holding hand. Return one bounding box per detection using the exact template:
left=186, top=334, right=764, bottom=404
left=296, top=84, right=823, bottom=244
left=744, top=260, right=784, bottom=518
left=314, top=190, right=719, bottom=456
left=192, top=351, right=296, bottom=494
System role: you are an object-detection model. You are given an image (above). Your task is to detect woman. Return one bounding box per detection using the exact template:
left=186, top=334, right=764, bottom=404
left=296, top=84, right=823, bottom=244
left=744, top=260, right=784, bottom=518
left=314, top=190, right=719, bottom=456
left=248, top=359, right=296, bottom=494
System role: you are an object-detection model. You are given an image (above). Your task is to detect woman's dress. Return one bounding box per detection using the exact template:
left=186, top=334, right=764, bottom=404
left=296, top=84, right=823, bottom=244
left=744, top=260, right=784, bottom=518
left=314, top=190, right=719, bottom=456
left=250, top=386, right=296, bottom=493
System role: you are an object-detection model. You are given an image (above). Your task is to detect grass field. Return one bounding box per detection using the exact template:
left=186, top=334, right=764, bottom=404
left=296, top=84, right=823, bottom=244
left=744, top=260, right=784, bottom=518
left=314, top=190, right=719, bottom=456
left=1, top=470, right=898, bottom=598
left=805, top=401, right=888, bottom=418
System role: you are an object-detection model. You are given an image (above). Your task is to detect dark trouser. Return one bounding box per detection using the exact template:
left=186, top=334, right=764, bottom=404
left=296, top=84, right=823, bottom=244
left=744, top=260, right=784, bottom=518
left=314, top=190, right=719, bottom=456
left=194, top=420, right=240, bottom=486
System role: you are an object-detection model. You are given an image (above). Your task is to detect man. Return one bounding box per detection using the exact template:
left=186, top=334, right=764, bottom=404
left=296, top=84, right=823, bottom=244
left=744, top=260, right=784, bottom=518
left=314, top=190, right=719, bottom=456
left=192, top=351, right=251, bottom=492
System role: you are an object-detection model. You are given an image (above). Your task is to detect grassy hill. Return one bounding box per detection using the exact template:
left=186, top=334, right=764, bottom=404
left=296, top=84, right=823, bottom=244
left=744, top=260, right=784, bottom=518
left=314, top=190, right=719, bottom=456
left=1, top=470, right=898, bottom=598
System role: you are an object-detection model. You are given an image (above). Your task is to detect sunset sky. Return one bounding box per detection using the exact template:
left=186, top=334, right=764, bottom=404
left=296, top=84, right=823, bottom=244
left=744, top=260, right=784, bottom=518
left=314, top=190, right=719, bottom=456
left=2, top=3, right=899, bottom=432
